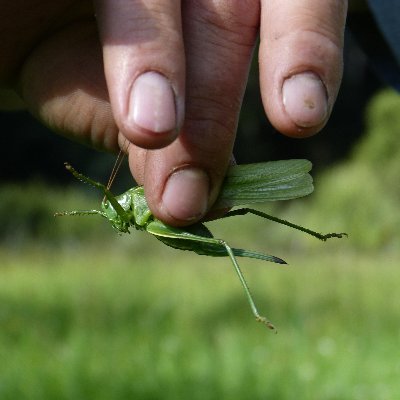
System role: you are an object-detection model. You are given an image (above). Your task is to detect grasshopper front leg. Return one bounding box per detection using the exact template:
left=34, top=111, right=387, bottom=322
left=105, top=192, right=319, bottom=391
left=54, top=209, right=107, bottom=218
left=63, top=163, right=131, bottom=224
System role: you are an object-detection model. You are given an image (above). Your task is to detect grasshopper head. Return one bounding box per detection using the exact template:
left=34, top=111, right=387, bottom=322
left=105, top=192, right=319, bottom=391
left=101, top=199, right=130, bottom=233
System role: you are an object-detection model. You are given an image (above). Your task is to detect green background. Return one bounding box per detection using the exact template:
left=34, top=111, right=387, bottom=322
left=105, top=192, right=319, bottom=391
left=1, top=89, right=400, bottom=399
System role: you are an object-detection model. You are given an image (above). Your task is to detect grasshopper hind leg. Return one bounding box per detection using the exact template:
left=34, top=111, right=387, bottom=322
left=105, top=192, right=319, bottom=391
left=146, top=221, right=276, bottom=331
left=221, top=240, right=276, bottom=331
left=220, top=208, right=347, bottom=241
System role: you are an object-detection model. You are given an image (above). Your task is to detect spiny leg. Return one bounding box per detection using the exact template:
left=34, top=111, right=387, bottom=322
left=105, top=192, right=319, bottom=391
left=54, top=210, right=107, bottom=218
left=219, top=208, right=347, bottom=241
left=64, top=163, right=108, bottom=190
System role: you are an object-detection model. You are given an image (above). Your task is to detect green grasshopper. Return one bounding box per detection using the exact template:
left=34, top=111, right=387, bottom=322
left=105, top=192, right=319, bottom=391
left=55, top=159, right=345, bottom=330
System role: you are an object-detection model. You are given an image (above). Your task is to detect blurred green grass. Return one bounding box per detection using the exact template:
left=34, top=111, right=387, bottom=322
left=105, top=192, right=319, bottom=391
left=1, top=89, right=400, bottom=399
left=1, top=243, right=399, bottom=400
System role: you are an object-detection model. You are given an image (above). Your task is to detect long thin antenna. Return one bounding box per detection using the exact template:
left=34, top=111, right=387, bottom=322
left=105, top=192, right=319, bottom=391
left=107, top=150, right=125, bottom=191
left=103, top=138, right=131, bottom=204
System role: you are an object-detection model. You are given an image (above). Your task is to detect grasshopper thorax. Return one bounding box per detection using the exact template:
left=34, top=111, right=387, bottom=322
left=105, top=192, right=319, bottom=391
left=101, top=197, right=131, bottom=233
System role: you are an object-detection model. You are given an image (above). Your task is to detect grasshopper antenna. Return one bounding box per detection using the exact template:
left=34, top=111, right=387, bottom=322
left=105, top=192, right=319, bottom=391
left=106, top=139, right=130, bottom=191
left=103, top=139, right=130, bottom=203
left=107, top=150, right=125, bottom=191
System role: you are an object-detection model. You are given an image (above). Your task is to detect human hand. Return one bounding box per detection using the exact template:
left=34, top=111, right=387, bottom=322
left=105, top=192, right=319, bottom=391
left=1, top=0, right=347, bottom=226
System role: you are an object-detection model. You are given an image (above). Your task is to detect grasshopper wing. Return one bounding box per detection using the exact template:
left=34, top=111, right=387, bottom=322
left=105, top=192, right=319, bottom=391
left=214, top=159, right=313, bottom=209
left=146, top=220, right=285, bottom=264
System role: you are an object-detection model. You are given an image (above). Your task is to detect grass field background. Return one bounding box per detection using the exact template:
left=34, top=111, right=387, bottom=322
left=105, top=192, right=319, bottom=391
left=1, top=90, right=400, bottom=399
left=1, top=240, right=399, bottom=400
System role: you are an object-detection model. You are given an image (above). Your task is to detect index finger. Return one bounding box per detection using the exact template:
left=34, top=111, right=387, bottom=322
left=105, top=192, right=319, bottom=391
left=95, top=0, right=185, bottom=149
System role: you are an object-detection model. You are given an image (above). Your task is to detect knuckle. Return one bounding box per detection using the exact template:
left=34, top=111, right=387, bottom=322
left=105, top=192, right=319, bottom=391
left=184, top=0, right=259, bottom=47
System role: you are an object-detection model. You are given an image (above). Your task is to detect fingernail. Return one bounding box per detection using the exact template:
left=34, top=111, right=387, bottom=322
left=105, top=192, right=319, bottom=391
left=282, top=72, right=328, bottom=128
left=162, top=168, right=209, bottom=221
left=129, top=71, right=176, bottom=133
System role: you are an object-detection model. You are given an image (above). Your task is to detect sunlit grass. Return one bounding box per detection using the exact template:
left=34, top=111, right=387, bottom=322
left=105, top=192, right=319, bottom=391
left=1, top=240, right=399, bottom=400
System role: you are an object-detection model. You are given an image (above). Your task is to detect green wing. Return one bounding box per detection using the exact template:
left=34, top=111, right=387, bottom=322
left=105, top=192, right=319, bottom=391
left=146, top=220, right=285, bottom=264
left=214, top=159, right=313, bottom=209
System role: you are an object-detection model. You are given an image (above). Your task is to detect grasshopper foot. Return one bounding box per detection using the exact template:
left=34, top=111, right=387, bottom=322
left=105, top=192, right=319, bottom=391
left=256, top=316, right=277, bottom=332
left=320, top=232, right=348, bottom=241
